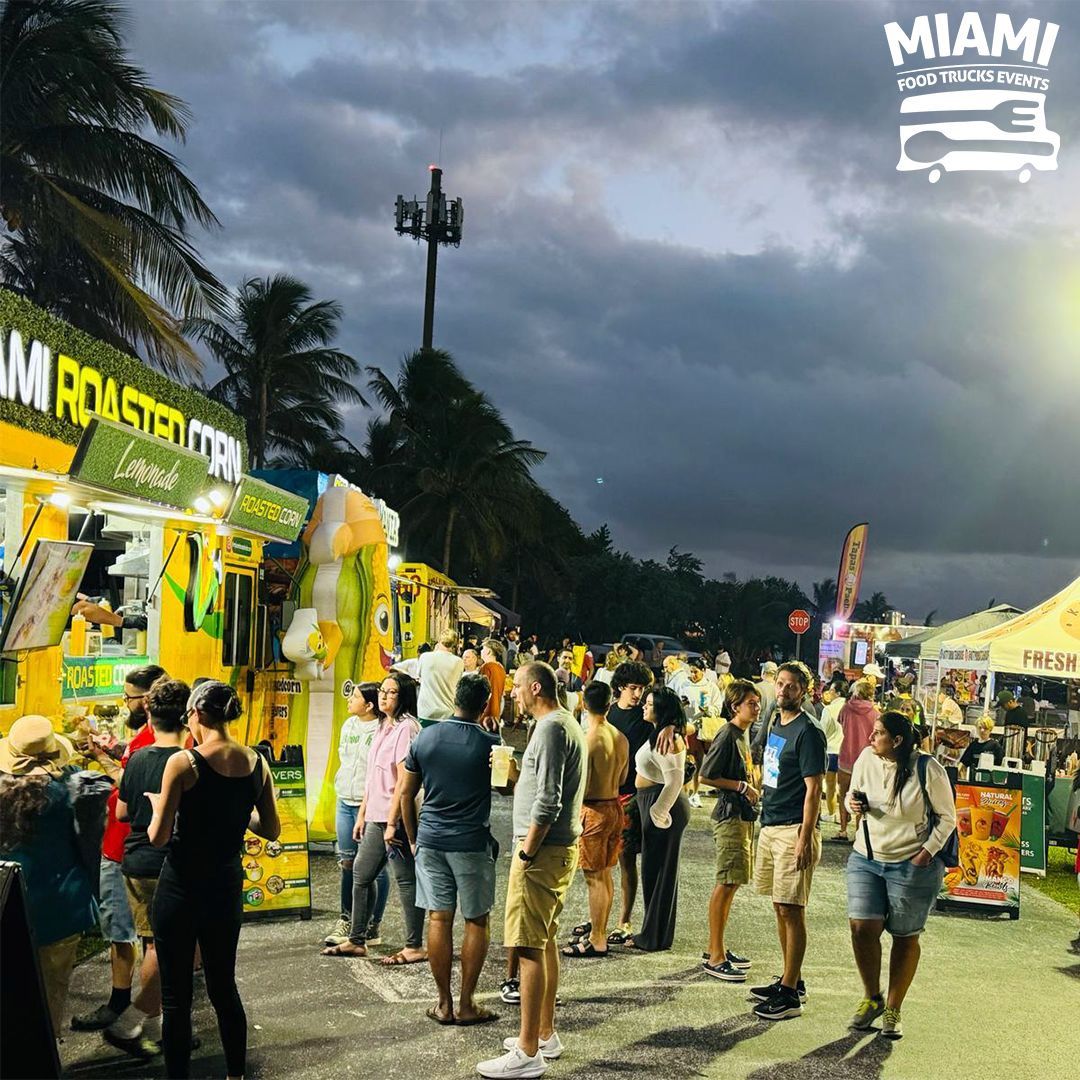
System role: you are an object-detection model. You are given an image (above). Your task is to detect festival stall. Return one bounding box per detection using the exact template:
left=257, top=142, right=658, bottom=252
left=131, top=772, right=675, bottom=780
left=934, top=574, right=1080, bottom=901
left=884, top=605, right=1021, bottom=716
left=0, top=290, right=312, bottom=919
left=818, top=618, right=928, bottom=683
left=0, top=290, right=307, bottom=731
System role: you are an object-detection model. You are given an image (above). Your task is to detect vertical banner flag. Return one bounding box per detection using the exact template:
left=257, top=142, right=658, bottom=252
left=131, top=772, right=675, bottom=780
left=835, top=522, right=869, bottom=621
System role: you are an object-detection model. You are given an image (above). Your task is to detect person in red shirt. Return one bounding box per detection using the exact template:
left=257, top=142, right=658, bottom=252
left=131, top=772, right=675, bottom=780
left=72, top=665, right=166, bottom=1032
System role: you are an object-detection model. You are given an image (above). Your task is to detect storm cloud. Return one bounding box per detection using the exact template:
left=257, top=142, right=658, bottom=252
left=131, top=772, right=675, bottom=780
left=129, top=0, right=1080, bottom=620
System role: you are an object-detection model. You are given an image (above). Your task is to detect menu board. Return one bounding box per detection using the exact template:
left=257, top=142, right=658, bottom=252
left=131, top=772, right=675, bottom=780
left=1019, top=770, right=1047, bottom=877
left=242, top=755, right=311, bottom=919
left=941, top=775, right=1021, bottom=918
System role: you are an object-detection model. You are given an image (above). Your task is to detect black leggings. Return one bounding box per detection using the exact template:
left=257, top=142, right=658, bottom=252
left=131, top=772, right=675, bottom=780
left=153, top=863, right=246, bottom=1078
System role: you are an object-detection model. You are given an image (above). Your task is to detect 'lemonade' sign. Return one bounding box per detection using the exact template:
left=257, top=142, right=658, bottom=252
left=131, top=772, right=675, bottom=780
left=70, top=416, right=212, bottom=510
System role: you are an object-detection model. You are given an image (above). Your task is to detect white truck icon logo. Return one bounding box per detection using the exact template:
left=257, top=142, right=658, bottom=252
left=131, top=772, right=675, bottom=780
left=897, top=89, right=1060, bottom=183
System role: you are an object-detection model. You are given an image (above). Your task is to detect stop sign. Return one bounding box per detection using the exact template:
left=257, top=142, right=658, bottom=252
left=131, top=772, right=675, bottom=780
left=788, top=609, right=811, bottom=635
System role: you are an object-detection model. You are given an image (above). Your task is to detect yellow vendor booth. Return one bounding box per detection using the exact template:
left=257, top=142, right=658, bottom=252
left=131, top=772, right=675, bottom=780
left=0, top=288, right=307, bottom=751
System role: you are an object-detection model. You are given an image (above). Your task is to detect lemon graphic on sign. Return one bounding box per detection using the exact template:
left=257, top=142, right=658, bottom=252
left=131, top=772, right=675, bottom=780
left=1060, top=604, right=1080, bottom=642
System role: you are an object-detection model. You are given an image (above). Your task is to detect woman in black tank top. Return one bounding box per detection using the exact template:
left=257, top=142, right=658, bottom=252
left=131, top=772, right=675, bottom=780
left=148, top=681, right=280, bottom=1079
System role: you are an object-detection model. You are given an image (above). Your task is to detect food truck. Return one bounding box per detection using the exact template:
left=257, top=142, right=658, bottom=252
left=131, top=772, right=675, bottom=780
left=0, top=289, right=308, bottom=752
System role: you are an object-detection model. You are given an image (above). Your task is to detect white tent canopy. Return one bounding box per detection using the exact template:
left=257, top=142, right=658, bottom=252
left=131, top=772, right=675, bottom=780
left=884, top=605, right=1021, bottom=661
left=938, top=572, right=1080, bottom=677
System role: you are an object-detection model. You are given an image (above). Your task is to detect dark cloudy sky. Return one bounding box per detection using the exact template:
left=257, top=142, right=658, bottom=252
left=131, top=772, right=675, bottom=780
left=129, top=0, right=1080, bottom=622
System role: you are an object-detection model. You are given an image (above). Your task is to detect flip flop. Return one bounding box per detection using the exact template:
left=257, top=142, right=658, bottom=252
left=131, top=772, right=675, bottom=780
left=455, top=1008, right=500, bottom=1026
left=826, top=835, right=852, bottom=844
left=425, top=1006, right=455, bottom=1026
left=321, top=944, right=366, bottom=957
left=561, top=940, right=608, bottom=958
left=379, top=950, right=427, bottom=966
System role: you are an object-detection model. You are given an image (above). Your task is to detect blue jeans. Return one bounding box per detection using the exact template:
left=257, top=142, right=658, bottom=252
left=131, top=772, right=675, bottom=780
left=336, top=799, right=388, bottom=924
left=846, top=849, right=945, bottom=937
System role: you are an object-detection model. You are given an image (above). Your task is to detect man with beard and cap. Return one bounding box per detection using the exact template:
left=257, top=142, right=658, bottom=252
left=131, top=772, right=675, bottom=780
left=72, top=664, right=167, bottom=1032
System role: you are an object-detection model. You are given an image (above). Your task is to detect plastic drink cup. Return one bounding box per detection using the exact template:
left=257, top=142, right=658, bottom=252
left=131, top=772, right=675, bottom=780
left=957, top=807, right=972, bottom=836
left=970, top=806, right=993, bottom=842
left=989, top=809, right=1011, bottom=841
left=491, top=745, right=513, bottom=787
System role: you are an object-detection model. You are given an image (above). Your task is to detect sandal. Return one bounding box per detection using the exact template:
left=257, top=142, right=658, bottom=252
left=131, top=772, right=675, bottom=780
left=379, top=950, right=427, bottom=966
left=606, top=927, right=632, bottom=945
left=570, top=920, right=592, bottom=940
left=321, top=943, right=366, bottom=957
left=425, top=1005, right=456, bottom=1026
left=561, top=940, right=608, bottom=959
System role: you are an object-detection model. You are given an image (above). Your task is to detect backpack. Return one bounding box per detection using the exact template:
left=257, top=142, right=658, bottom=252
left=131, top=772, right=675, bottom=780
left=916, top=754, right=959, bottom=867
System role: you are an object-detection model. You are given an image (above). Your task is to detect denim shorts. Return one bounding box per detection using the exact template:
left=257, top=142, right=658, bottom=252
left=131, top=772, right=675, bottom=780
left=99, top=857, right=137, bottom=944
left=846, top=849, right=945, bottom=937
left=415, top=846, right=496, bottom=920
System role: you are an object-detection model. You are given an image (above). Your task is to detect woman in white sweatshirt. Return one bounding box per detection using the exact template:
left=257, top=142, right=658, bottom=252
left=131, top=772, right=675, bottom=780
left=845, top=710, right=956, bottom=1041
left=323, top=683, right=389, bottom=948
left=627, top=686, right=689, bottom=952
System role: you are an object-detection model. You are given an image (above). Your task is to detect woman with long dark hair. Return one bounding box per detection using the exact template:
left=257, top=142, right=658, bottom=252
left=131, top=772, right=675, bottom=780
left=324, top=682, right=391, bottom=949
left=845, top=710, right=956, bottom=1041
left=627, top=686, right=689, bottom=952
left=321, top=673, right=426, bottom=965
left=147, top=681, right=280, bottom=1079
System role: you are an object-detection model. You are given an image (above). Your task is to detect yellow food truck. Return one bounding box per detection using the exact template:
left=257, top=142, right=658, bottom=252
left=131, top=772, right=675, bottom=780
left=0, top=288, right=308, bottom=748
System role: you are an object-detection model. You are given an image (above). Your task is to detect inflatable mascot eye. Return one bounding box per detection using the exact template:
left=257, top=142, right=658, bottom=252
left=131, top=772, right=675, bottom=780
left=374, top=602, right=391, bottom=637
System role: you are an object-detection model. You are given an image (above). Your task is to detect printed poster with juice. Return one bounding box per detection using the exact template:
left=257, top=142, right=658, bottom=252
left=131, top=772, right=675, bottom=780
left=942, top=780, right=1021, bottom=914
left=242, top=760, right=312, bottom=918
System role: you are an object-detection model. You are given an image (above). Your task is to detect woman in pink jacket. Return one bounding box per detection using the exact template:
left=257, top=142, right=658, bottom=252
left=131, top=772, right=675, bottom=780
left=833, top=679, right=879, bottom=843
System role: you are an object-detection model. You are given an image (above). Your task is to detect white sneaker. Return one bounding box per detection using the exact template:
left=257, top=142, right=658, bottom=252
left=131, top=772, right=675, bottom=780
left=477, top=1046, right=548, bottom=1078
left=324, top=916, right=350, bottom=946
left=688, top=793, right=702, bottom=809
left=503, top=1032, right=563, bottom=1060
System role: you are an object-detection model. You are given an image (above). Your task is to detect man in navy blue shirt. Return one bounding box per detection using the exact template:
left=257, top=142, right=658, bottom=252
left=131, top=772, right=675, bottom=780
left=400, top=673, right=502, bottom=1025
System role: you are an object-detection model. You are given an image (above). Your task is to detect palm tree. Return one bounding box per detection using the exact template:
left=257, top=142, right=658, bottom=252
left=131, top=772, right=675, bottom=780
left=365, top=348, right=546, bottom=577
left=854, top=590, right=892, bottom=623
left=811, top=577, right=837, bottom=619
left=189, top=275, right=364, bottom=469
left=0, top=0, right=225, bottom=374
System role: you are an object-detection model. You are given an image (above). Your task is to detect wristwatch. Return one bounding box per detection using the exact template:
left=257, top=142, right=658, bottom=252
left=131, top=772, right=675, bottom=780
left=518, top=848, right=536, bottom=864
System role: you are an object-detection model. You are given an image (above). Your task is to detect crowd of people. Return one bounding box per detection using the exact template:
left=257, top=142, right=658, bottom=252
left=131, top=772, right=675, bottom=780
left=301, top=629, right=963, bottom=1079
left=3, top=624, right=1067, bottom=1080
left=0, top=669, right=280, bottom=1080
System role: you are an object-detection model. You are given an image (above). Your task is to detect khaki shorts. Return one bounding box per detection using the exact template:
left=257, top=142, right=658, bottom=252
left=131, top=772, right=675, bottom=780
left=579, top=800, right=624, bottom=872
left=754, top=824, right=821, bottom=906
left=38, top=933, right=80, bottom=1033
left=712, top=817, right=754, bottom=885
left=504, top=842, right=578, bottom=950
left=124, top=875, right=159, bottom=939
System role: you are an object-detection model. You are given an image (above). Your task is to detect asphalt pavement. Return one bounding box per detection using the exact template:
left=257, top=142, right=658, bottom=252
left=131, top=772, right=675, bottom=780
left=62, top=797, right=1080, bottom=1079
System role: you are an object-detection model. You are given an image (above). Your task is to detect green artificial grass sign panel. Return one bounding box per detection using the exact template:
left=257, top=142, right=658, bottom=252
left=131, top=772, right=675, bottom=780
left=0, top=288, right=247, bottom=481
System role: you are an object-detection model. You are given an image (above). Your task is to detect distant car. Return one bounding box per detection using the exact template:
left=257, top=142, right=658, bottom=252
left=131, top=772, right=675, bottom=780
left=588, top=643, right=617, bottom=664
left=620, top=633, right=702, bottom=675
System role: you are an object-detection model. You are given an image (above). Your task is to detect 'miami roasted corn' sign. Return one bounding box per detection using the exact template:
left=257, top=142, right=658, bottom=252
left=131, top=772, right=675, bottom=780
left=1, top=315, right=243, bottom=482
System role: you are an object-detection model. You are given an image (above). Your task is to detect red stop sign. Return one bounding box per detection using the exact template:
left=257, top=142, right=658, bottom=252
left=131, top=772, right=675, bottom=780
left=788, top=609, right=811, bottom=635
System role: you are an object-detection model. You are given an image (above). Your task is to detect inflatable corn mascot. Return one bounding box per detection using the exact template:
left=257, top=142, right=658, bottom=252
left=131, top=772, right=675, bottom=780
left=281, top=483, right=394, bottom=839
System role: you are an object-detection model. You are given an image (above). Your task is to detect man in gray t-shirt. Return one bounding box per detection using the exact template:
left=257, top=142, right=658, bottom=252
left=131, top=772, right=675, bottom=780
left=477, top=661, right=586, bottom=1079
